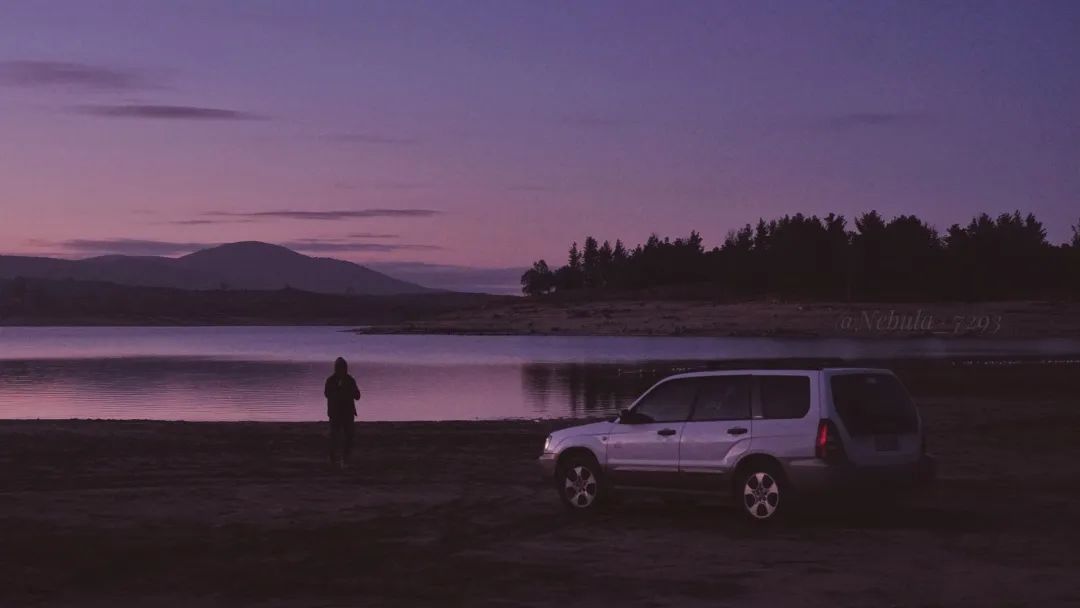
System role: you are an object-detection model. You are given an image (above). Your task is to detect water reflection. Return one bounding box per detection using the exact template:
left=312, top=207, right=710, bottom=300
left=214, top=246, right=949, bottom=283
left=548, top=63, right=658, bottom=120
left=0, top=358, right=317, bottom=421
left=521, top=362, right=708, bottom=417
left=0, top=356, right=728, bottom=421
left=3, top=328, right=1080, bottom=421
left=2, top=357, right=669, bottom=421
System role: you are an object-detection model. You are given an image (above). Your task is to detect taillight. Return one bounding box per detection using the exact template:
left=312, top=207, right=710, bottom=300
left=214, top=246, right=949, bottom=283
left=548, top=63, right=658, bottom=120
left=815, top=419, right=847, bottom=464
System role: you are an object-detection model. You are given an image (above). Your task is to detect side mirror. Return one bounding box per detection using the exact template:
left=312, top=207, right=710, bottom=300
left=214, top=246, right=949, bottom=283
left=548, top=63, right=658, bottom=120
left=618, top=409, right=632, bottom=423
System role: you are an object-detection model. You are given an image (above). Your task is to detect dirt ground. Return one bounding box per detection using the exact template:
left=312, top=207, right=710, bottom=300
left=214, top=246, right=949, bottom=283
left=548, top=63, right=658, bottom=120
left=3, top=383, right=1080, bottom=608
left=354, top=299, right=1080, bottom=339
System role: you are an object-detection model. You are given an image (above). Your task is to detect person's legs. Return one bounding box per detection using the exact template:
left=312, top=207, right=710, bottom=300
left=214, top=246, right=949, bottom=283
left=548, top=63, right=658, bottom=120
left=341, top=417, right=355, bottom=463
left=329, top=418, right=342, bottom=464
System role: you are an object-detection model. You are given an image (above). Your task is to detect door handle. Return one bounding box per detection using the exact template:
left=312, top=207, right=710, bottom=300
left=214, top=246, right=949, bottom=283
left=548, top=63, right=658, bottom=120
left=727, top=427, right=748, bottom=435
left=657, top=428, right=677, bottom=437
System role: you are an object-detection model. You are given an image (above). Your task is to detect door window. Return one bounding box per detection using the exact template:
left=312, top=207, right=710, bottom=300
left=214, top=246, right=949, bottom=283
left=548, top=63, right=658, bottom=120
left=630, top=379, right=697, bottom=423
left=690, top=376, right=751, bottom=421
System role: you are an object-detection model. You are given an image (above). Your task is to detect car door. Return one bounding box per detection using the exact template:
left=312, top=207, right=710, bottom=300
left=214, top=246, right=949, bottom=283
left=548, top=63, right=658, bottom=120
left=751, top=373, right=816, bottom=461
left=606, top=377, right=698, bottom=488
left=678, top=375, right=753, bottom=489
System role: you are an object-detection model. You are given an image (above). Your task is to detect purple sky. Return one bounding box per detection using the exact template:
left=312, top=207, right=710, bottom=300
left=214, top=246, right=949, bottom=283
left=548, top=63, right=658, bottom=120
left=2, top=1, right=1078, bottom=290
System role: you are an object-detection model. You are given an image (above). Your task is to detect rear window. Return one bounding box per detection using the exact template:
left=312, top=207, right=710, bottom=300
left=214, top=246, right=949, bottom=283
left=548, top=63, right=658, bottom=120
left=759, top=375, right=810, bottom=419
left=830, top=373, right=918, bottom=436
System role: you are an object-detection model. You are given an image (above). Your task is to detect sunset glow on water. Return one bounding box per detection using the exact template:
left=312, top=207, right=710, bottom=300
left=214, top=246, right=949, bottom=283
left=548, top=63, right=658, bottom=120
left=3, top=327, right=1078, bottom=421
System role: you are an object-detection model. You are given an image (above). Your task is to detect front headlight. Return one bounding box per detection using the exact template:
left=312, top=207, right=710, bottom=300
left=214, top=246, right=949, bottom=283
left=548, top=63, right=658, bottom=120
left=543, top=435, right=552, bottom=452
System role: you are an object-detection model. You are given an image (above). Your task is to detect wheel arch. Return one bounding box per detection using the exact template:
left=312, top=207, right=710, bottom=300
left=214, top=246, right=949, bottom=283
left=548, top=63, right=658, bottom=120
left=731, top=453, right=786, bottom=496
left=556, top=446, right=601, bottom=471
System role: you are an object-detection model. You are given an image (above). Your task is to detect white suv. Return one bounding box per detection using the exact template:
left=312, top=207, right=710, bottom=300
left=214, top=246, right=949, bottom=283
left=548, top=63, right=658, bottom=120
left=539, top=368, right=936, bottom=521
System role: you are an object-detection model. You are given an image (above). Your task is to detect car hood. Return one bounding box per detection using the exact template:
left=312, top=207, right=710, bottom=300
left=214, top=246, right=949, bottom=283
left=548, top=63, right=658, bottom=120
left=550, top=420, right=615, bottom=444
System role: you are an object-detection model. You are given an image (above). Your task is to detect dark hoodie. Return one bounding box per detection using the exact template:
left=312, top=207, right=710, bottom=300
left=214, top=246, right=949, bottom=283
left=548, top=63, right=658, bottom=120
left=324, top=357, right=361, bottom=419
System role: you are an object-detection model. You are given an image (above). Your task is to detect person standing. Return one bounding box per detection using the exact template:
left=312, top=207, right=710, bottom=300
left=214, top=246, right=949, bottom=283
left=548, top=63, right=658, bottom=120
left=325, top=357, right=361, bottom=469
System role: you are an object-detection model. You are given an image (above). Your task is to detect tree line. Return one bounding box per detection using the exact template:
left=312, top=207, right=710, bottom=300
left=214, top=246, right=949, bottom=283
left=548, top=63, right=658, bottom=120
left=521, top=211, right=1080, bottom=300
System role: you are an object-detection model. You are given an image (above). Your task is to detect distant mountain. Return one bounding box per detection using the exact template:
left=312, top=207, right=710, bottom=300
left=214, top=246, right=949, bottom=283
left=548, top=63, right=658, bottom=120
left=0, top=277, right=499, bottom=325
left=0, top=242, right=435, bottom=295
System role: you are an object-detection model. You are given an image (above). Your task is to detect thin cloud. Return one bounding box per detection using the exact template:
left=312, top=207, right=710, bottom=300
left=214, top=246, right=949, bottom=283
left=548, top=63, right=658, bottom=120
left=0, top=60, right=150, bottom=91
left=506, top=184, right=559, bottom=193
left=333, top=180, right=433, bottom=191
left=58, top=238, right=210, bottom=256
left=44, top=237, right=438, bottom=257
left=822, top=112, right=933, bottom=130
left=77, top=104, right=262, bottom=121
left=206, top=208, right=441, bottom=220
left=348, top=232, right=400, bottom=239
left=161, top=219, right=257, bottom=226
left=324, top=133, right=420, bottom=145
left=559, top=113, right=636, bottom=129
left=368, top=180, right=433, bottom=191
left=17, top=238, right=451, bottom=261
left=282, top=239, right=441, bottom=253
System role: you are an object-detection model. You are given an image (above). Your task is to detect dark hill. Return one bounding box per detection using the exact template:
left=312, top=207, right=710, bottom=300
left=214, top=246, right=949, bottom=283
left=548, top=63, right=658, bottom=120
left=0, top=277, right=497, bottom=325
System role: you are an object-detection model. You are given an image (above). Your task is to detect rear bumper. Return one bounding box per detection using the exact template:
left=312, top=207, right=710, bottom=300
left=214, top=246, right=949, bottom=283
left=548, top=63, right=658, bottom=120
left=786, top=454, right=937, bottom=494
left=538, top=452, right=558, bottom=479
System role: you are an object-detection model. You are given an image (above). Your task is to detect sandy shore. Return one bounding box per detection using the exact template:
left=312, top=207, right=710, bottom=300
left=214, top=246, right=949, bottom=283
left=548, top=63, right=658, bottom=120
left=3, top=372, right=1080, bottom=607
left=352, top=299, right=1080, bottom=339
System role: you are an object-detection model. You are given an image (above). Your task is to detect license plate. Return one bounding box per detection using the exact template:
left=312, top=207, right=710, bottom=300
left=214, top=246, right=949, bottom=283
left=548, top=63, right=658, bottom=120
left=874, top=435, right=899, bottom=451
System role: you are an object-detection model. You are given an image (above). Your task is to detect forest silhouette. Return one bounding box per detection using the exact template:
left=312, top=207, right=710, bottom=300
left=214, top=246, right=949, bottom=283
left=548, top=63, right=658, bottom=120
left=521, top=211, right=1080, bottom=300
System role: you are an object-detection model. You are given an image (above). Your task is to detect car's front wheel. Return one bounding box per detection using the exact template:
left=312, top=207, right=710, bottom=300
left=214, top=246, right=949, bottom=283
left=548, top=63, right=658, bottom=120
left=738, top=465, right=787, bottom=522
left=556, top=454, right=605, bottom=512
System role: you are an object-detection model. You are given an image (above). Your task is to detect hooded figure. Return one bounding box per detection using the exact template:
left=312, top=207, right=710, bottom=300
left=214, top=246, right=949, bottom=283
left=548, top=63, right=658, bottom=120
left=324, top=357, right=361, bottom=468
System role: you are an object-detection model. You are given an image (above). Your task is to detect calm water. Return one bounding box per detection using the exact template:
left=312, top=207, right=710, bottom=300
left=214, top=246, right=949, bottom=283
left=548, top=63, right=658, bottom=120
left=2, top=327, right=1079, bottom=421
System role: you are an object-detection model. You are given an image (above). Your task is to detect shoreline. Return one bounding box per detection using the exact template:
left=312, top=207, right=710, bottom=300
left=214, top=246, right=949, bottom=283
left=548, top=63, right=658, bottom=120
left=348, top=299, right=1080, bottom=339
left=4, top=300, right=1079, bottom=340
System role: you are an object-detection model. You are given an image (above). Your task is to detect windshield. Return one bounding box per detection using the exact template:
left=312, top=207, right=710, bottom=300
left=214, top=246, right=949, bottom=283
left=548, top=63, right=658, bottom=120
left=830, top=373, right=918, bottom=436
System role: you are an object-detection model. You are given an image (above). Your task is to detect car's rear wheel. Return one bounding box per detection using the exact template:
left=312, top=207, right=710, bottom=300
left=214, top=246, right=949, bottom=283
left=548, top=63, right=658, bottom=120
left=556, top=454, right=605, bottom=513
left=737, top=465, right=787, bottom=523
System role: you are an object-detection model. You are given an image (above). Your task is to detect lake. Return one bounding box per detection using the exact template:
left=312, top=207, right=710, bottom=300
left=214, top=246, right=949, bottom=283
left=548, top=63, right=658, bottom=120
left=2, top=327, right=1079, bottom=421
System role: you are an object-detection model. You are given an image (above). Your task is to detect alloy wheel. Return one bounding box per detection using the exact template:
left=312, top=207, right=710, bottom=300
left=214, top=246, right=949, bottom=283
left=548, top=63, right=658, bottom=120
left=743, top=471, right=780, bottom=520
left=563, top=465, right=598, bottom=509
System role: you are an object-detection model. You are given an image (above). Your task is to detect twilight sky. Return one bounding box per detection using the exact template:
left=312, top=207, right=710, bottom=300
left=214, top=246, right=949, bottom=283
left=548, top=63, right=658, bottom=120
left=1, top=1, right=1078, bottom=291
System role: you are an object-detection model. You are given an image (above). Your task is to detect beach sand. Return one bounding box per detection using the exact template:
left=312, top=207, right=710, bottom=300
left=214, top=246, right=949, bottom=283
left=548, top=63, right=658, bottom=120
left=4, top=369, right=1080, bottom=608
left=353, top=299, right=1080, bottom=339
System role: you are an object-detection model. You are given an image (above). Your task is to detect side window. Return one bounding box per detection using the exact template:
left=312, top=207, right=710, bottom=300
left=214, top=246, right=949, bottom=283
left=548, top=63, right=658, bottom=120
left=691, top=376, right=751, bottom=421
left=631, top=379, right=697, bottom=423
left=759, top=375, right=810, bottom=419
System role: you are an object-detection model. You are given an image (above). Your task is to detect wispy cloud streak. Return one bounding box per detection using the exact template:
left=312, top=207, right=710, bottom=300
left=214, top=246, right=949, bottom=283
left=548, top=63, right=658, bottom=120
left=58, top=238, right=210, bottom=256
left=283, top=239, right=440, bottom=253
left=324, top=133, right=420, bottom=145
left=207, top=209, right=440, bottom=220
left=77, top=104, right=262, bottom=121
left=822, top=112, right=933, bottom=130
left=0, top=60, right=149, bottom=91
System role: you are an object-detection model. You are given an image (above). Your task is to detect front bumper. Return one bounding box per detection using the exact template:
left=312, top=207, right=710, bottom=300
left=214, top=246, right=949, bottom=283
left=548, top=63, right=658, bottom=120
left=787, top=455, right=937, bottom=495
left=538, top=452, right=558, bottom=479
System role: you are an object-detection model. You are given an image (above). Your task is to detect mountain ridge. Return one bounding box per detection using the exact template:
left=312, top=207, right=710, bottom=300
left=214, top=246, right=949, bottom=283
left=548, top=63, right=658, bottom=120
left=0, top=241, right=435, bottom=295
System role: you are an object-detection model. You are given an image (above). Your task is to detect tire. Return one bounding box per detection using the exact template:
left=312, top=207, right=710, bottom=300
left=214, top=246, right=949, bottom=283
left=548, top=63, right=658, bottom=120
left=736, top=464, right=788, bottom=523
left=556, top=453, right=605, bottom=513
